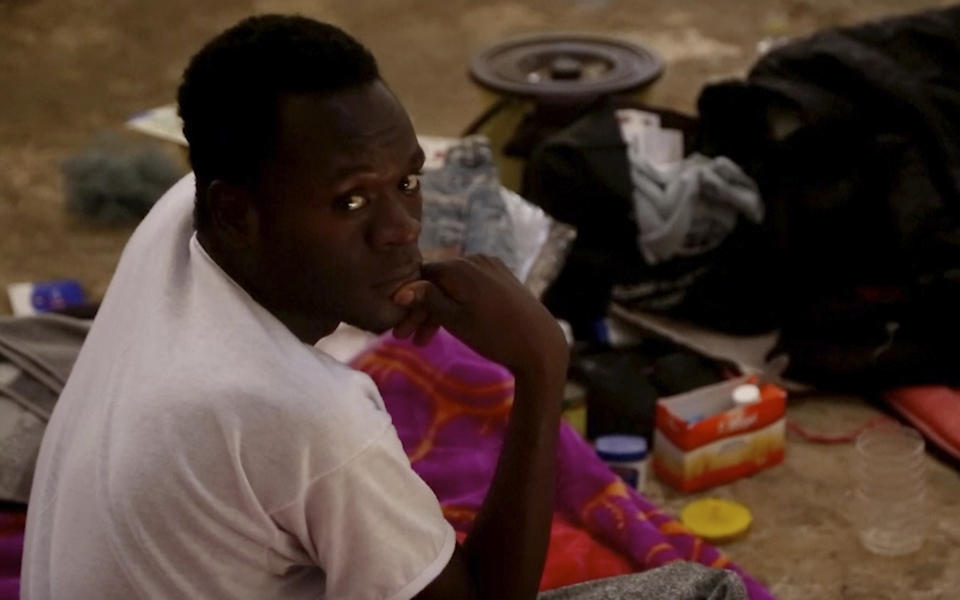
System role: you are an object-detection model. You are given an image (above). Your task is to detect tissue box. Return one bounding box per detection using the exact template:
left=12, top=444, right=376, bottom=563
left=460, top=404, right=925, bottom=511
left=652, top=377, right=786, bottom=493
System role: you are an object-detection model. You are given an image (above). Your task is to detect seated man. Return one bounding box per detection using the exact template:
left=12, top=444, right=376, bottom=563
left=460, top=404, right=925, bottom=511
left=22, top=15, right=568, bottom=600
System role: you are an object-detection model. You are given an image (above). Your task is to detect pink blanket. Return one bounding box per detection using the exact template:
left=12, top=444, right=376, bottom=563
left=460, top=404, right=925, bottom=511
left=0, top=507, right=24, bottom=600
left=351, top=330, right=775, bottom=598
left=887, top=386, right=960, bottom=462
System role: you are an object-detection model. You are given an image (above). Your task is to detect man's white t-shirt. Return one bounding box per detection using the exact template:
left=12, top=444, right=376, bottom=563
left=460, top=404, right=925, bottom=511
left=22, top=174, right=455, bottom=599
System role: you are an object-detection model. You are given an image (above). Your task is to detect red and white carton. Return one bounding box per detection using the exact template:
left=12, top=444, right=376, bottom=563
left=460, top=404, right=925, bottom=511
left=653, top=376, right=787, bottom=493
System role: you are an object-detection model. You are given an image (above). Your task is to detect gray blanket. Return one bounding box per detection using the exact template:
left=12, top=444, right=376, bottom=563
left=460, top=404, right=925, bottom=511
left=540, top=561, right=747, bottom=600
left=0, top=314, right=89, bottom=502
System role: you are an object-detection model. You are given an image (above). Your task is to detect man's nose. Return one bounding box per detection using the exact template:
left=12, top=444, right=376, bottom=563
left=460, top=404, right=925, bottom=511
left=370, top=194, right=421, bottom=248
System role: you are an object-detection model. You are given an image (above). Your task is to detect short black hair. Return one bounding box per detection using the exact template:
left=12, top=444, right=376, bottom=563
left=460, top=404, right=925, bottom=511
left=177, top=15, right=380, bottom=230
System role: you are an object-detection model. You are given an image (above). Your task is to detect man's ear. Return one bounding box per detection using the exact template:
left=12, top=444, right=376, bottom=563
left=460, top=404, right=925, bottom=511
left=205, top=180, right=260, bottom=247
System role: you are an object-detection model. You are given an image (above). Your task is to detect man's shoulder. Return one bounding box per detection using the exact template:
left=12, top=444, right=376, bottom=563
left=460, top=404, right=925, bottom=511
left=110, top=343, right=393, bottom=501
left=162, top=339, right=383, bottom=421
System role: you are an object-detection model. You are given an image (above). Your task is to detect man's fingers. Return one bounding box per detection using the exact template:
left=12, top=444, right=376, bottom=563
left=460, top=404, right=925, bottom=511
left=392, top=280, right=459, bottom=322
left=412, top=319, right=441, bottom=347
left=418, top=260, right=481, bottom=303
left=420, top=256, right=520, bottom=297
left=392, top=308, right=427, bottom=340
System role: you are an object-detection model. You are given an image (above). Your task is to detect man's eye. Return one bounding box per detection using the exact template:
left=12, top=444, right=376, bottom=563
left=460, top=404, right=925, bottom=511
left=399, top=173, right=421, bottom=194
left=339, top=194, right=368, bottom=211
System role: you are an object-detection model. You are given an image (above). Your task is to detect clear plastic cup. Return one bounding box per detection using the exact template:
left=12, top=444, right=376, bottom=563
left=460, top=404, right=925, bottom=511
left=851, top=423, right=926, bottom=556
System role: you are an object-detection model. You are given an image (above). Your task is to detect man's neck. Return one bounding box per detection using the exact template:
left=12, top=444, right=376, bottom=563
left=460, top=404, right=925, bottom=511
left=196, top=230, right=338, bottom=344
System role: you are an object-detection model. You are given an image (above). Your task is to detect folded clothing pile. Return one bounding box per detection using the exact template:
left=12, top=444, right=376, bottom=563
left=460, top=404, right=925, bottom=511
left=418, top=135, right=575, bottom=298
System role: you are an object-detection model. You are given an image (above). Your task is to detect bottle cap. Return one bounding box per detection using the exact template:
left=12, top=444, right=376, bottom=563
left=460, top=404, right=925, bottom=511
left=732, top=384, right=761, bottom=405
left=681, top=498, right=752, bottom=542
left=595, top=435, right=647, bottom=462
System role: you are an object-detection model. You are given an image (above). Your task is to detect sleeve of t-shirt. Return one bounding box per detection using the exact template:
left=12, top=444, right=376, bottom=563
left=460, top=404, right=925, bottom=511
left=270, top=423, right=456, bottom=600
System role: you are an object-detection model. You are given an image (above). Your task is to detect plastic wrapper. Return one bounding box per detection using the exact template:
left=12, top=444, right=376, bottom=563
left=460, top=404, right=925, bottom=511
left=418, top=136, right=575, bottom=298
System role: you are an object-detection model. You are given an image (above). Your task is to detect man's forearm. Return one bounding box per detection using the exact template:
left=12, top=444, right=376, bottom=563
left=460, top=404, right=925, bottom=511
left=393, top=257, right=571, bottom=599
left=461, top=361, right=565, bottom=600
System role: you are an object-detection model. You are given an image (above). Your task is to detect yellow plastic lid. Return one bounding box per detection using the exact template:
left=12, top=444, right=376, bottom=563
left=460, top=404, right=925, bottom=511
left=681, top=498, right=752, bottom=543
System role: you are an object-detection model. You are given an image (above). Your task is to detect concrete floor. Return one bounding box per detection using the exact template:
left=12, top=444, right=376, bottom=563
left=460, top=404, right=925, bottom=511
left=2, top=0, right=959, bottom=597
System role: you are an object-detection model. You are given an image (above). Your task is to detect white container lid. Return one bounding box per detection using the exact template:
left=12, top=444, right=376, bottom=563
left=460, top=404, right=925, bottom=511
left=595, top=435, right=648, bottom=461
